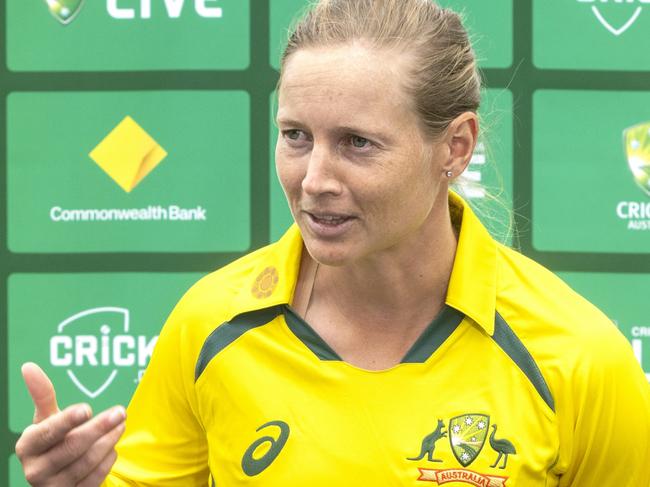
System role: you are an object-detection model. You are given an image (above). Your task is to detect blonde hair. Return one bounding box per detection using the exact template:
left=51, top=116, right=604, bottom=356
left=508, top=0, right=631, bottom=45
left=279, top=0, right=481, bottom=139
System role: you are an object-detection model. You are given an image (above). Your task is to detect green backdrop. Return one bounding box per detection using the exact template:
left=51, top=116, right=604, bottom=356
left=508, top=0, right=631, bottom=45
left=2, top=1, right=650, bottom=484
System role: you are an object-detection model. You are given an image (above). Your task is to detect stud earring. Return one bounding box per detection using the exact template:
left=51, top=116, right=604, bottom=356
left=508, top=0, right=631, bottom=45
left=446, top=171, right=453, bottom=178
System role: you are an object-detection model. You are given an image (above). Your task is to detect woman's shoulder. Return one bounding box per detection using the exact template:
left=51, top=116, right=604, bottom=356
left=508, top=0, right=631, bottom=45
left=494, top=243, right=633, bottom=367
left=174, top=239, right=290, bottom=326
left=492, top=244, right=647, bottom=419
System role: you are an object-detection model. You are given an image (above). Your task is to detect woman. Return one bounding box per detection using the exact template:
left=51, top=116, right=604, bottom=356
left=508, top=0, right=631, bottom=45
left=16, top=0, right=650, bottom=485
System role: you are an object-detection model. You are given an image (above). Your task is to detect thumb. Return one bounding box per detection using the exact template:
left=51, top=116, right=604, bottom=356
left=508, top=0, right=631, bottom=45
left=21, top=362, right=60, bottom=423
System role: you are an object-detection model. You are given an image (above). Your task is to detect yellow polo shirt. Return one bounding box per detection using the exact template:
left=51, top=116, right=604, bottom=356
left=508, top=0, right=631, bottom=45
left=104, top=192, right=650, bottom=487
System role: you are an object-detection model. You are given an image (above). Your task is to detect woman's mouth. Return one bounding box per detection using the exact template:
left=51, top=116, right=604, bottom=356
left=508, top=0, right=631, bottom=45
left=304, top=211, right=356, bottom=237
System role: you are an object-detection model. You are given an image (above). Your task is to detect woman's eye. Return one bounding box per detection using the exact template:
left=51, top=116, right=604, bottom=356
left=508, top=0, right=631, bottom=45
left=350, top=136, right=370, bottom=149
left=283, top=129, right=308, bottom=142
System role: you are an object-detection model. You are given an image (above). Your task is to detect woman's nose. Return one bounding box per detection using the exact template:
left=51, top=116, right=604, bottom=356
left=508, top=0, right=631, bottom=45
left=301, top=144, right=343, bottom=196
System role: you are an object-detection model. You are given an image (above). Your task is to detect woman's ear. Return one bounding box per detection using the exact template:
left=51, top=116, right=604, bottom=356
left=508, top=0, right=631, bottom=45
left=443, top=112, right=479, bottom=178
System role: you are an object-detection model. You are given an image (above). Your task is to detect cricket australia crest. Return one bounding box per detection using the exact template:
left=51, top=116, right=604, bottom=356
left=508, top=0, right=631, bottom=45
left=409, top=413, right=515, bottom=486
left=624, top=122, right=650, bottom=196
left=44, top=0, right=85, bottom=25
left=448, top=414, right=490, bottom=467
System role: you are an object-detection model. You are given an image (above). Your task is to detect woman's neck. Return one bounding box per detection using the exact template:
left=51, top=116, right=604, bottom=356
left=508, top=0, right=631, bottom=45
left=327, top=228, right=455, bottom=319
left=302, top=205, right=458, bottom=329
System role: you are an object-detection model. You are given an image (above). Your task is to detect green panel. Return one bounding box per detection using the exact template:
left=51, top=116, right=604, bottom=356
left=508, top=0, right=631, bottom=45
left=559, top=272, right=650, bottom=382
left=10, top=456, right=27, bottom=487
left=7, top=91, right=250, bottom=253
left=269, top=0, right=512, bottom=70
left=533, top=0, right=650, bottom=71
left=532, top=90, right=650, bottom=253
left=7, top=0, right=249, bottom=71
left=269, top=0, right=309, bottom=70
left=438, top=0, right=513, bottom=69
left=8, top=273, right=203, bottom=436
left=269, top=89, right=514, bottom=243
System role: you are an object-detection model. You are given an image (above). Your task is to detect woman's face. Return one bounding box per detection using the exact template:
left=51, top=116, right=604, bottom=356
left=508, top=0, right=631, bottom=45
left=276, top=43, right=453, bottom=266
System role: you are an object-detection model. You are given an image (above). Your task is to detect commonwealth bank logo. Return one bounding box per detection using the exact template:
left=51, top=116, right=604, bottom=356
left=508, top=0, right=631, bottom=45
left=624, top=122, right=650, bottom=196
left=90, top=116, right=168, bottom=193
left=45, top=0, right=85, bottom=25
left=577, top=0, right=647, bottom=36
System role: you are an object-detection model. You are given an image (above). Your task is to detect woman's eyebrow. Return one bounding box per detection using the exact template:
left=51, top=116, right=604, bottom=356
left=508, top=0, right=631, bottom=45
left=277, top=117, right=382, bottom=134
left=275, top=117, right=304, bottom=126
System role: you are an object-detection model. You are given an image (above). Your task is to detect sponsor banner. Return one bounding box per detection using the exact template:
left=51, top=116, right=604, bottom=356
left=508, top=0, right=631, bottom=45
left=7, top=0, right=249, bottom=71
left=533, top=0, right=650, bottom=71
left=269, top=0, right=512, bottom=70
left=533, top=90, right=650, bottom=253
left=7, top=91, right=250, bottom=253
left=558, top=272, right=650, bottom=382
left=7, top=273, right=203, bottom=434
left=268, top=89, right=514, bottom=243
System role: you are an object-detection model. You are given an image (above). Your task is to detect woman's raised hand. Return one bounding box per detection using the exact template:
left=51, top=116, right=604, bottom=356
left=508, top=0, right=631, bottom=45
left=15, top=363, right=126, bottom=487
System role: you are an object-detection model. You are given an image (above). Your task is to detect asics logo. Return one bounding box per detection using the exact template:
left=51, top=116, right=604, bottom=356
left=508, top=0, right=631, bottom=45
left=241, top=421, right=290, bottom=476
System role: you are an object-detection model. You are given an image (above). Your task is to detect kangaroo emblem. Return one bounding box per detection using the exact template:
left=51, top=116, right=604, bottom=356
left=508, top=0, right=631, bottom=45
left=407, top=419, right=447, bottom=462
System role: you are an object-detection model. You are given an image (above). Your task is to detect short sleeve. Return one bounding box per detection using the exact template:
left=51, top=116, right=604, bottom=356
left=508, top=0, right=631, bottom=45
left=558, top=330, right=650, bottom=487
left=101, top=294, right=210, bottom=487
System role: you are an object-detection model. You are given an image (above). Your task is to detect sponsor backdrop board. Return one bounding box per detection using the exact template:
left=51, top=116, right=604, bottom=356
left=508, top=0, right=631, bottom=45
left=7, top=273, right=203, bottom=432
left=7, top=273, right=202, bottom=487
left=7, top=0, right=250, bottom=71
left=270, top=88, right=514, bottom=243
left=2, top=0, right=650, bottom=485
left=534, top=0, right=650, bottom=71
left=533, top=90, right=650, bottom=253
left=7, top=91, right=251, bottom=253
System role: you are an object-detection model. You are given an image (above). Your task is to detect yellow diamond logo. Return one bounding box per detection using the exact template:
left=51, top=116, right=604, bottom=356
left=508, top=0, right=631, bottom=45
left=89, top=116, right=167, bottom=193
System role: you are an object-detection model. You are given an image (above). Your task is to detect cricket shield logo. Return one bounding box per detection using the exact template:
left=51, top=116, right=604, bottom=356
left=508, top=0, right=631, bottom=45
left=45, top=0, right=85, bottom=25
left=50, top=307, right=157, bottom=398
left=624, top=122, right=650, bottom=196
left=449, top=414, right=490, bottom=467
left=577, top=0, right=646, bottom=36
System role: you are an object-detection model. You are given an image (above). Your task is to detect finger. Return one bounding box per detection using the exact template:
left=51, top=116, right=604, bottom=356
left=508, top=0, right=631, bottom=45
left=16, top=403, right=92, bottom=459
left=77, top=449, right=118, bottom=487
left=34, top=406, right=125, bottom=474
left=63, top=422, right=125, bottom=484
left=22, top=362, right=59, bottom=423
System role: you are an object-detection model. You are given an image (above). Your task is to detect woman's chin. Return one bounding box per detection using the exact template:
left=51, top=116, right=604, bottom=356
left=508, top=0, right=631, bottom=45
left=302, top=240, right=357, bottom=268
